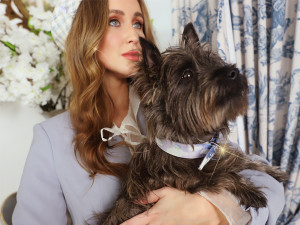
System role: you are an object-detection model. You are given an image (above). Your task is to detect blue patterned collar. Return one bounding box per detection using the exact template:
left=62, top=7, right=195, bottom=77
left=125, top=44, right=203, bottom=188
left=155, top=134, right=219, bottom=170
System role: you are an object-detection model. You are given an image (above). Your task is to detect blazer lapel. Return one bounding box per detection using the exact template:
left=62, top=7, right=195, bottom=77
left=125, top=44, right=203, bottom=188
left=136, top=105, right=146, bottom=136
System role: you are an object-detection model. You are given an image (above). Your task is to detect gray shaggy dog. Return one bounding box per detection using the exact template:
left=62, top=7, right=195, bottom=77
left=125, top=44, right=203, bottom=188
left=96, top=23, right=287, bottom=225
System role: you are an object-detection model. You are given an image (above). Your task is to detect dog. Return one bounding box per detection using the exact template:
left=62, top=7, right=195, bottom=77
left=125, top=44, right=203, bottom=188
left=96, top=23, right=287, bottom=225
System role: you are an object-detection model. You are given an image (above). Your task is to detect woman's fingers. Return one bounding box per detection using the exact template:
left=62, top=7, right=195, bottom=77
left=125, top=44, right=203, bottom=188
left=139, top=187, right=169, bottom=204
left=121, top=188, right=171, bottom=224
left=120, top=211, right=150, bottom=225
left=121, top=187, right=230, bottom=225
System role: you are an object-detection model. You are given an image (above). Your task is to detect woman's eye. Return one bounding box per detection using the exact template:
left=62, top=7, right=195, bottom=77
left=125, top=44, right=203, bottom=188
left=181, top=69, right=194, bottom=79
left=133, top=21, right=143, bottom=29
left=109, top=19, right=120, bottom=27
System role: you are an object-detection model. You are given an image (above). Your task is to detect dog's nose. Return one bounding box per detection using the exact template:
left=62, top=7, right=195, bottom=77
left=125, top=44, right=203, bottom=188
left=227, top=68, right=239, bottom=80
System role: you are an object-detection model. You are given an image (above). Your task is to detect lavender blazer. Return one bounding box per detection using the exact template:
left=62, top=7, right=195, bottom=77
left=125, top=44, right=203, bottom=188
left=12, top=110, right=285, bottom=225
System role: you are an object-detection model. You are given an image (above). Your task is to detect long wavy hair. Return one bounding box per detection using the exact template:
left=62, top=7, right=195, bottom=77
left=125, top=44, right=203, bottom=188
left=65, top=0, right=156, bottom=178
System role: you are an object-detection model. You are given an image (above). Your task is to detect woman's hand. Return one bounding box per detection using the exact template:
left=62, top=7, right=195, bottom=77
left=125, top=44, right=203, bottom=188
left=120, top=187, right=229, bottom=225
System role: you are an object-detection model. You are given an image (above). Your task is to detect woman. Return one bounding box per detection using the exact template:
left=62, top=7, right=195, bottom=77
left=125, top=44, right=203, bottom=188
left=12, top=0, right=285, bottom=224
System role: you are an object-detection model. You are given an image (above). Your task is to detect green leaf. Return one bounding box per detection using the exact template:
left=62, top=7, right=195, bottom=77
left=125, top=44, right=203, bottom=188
left=1, top=40, right=16, bottom=52
left=10, top=50, right=16, bottom=57
left=58, top=65, right=64, bottom=77
left=44, top=31, right=54, bottom=41
left=151, top=19, right=154, bottom=25
left=28, top=16, right=34, bottom=30
left=1, top=40, right=21, bottom=56
left=32, top=28, right=41, bottom=35
left=44, top=30, right=52, bottom=37
left=41, top=85, right=51, bottom=92
left=49, top=68, right=55, bottom=73
left=28, top=17, right=41, bottom=35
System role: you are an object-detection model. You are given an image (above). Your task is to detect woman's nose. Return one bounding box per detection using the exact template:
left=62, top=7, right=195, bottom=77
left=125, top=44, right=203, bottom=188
left=126, top=27, right=139, bottom=44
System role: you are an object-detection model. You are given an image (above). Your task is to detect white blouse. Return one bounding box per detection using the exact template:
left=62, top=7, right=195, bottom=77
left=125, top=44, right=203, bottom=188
left=100, top=86, right=145, bottom=150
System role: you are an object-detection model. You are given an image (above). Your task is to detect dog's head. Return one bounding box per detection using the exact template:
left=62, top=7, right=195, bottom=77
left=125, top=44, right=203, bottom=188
left=134, top=23, right=248, bottom=144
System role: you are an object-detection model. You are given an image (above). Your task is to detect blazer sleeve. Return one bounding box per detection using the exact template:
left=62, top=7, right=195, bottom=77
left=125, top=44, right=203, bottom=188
left=227, top=144, right=285, bottom=224
left=239, top=165, right=285, bottom=225
left=199, top=155, right=285, bottom=225
left=12, top=124, right=68, bottom=225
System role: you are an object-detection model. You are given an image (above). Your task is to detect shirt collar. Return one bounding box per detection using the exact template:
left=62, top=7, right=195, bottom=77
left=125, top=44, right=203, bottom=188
left=100, top=86, right=145, bottom=149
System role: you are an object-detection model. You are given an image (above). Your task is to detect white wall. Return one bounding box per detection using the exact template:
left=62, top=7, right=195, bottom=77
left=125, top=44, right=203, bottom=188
left=0, top=0, right=172, bottom=208
left=0, top=102, right=46, bottom=207
left=145, top=0, right=172, bottom=51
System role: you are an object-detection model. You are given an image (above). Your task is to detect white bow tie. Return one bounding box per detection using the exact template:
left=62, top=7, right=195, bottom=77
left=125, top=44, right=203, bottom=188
left=100, top=124, right=145, bottom=146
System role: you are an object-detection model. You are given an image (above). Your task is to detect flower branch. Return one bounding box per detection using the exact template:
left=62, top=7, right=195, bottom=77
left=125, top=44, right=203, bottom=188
left=0, top=0, right=70, bottom=112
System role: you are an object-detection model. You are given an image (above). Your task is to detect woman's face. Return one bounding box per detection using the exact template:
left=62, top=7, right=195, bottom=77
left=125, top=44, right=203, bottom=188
left=97, top=0, right=145, bottom=78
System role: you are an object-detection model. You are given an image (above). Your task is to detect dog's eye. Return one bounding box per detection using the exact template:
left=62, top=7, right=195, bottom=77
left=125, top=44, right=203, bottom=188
left=181, top=69, right=194, bottom=79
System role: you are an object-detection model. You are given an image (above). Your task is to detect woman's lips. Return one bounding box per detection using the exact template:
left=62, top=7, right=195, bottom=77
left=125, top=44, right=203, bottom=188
left=122, top=51, right=140, bottom=61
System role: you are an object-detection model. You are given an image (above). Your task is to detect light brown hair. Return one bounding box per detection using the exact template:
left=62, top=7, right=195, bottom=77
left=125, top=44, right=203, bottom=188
left=65, top=0, right=156, bottom=178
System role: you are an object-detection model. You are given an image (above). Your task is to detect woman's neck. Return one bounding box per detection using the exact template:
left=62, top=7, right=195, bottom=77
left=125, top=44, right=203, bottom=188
left=104, top=74, right=129, bottom=127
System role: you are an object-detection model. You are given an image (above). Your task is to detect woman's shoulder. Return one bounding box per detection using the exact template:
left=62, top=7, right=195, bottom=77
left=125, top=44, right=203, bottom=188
left=39, top=110, right=73, bottom=132
left=35, top=110, right=74, bottom=145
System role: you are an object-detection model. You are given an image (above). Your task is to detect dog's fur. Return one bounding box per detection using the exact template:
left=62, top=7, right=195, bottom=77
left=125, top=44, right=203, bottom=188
left=96, top=23, right=287, bottom=225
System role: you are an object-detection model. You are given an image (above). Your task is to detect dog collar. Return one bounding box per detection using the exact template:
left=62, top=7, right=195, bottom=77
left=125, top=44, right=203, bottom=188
left=155, top=135, right=219, bottom=170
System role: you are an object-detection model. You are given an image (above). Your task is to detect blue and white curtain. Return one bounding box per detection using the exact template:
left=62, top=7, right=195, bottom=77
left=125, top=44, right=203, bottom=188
left=172, top=0, right=300, bottom=224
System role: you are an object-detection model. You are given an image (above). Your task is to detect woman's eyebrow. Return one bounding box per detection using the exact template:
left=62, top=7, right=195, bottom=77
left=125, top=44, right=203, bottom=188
left=109, top=10, right=143, bottom=19
left=109, top=9, right=124, bottom=15
left=134, top=12, right=143, bottom=19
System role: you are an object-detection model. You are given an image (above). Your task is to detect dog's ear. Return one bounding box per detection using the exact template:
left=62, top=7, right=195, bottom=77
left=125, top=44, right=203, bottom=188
left=135, top=37, right=163, bottom=106
left=139, top=37, right=162, bottom=72
left=181, top=22, right=200, bottom=47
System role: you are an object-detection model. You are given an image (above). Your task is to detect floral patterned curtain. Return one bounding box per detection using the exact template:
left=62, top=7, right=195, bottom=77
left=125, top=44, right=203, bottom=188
left=172, top=0, right=300, bottom=224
